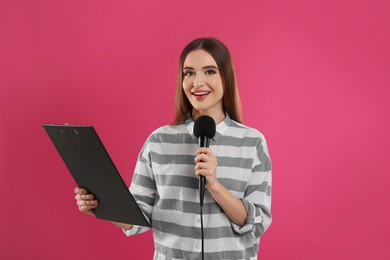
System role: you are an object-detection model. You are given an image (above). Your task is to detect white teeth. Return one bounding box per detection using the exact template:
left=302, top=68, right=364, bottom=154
left=193, top=92, right=210, bottom=96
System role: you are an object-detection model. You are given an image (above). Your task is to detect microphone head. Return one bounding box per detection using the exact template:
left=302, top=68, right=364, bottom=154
left=194, top=115, right=216, bottom=138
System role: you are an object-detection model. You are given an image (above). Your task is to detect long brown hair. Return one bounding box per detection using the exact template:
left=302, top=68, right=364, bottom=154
left=171, top=37, right=243, bottom=125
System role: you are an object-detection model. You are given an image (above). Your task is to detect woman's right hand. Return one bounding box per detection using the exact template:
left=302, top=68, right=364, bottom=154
left=74, top=187, right=98, bottom=215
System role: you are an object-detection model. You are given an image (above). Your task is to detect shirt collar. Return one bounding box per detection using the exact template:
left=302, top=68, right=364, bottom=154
left=186, top=113, right=231, bottom=141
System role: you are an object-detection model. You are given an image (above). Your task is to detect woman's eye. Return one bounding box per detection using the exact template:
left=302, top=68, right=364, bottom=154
left=205, top=70, right=216, bottom=75
left=184, top=71, right=194, bottom=76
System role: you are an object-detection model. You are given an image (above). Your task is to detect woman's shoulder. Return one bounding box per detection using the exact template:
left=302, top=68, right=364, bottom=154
left=150, top=122, right=187, bottom=136
left=227, top=119, right=271, bottom=156
left=228, top=118, right=267, bottom=141
left=143, top=122, right=189, bottom=145
left=138, top=123, right=185, bottom=153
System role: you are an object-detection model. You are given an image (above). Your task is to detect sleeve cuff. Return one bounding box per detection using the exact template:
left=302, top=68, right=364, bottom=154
left=231, top=198, right=263, bottom=235
left=122, top=225, right=150, bottom=237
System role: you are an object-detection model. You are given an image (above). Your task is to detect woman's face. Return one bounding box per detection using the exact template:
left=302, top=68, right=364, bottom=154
left=182, top=49, right=224, bottom=120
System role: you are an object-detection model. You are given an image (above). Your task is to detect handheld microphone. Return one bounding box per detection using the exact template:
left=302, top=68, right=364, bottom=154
left=194, top=115, right=216, bottom=208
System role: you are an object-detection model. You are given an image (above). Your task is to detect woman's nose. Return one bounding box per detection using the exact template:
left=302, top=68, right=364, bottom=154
left=193, top=72, right=206, bottom=87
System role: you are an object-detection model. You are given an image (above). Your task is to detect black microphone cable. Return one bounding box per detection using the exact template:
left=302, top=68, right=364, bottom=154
left=198, top=136, right=208, bottom=260
left=194, top=115, right=216, bottom=260
left=200, top=198, right=205, bottom=260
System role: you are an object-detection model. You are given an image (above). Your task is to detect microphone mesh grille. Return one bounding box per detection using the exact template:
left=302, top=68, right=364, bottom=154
left=194, top=116, right=216, bottom=138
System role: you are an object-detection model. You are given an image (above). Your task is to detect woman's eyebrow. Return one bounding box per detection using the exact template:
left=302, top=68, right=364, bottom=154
left=182, top=65, right=218, bottom=71
left=202, top=65, right=218, bottom=70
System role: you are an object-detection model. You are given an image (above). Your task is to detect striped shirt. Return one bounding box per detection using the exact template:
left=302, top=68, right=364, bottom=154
left=124, top=114, right=272, bottom=260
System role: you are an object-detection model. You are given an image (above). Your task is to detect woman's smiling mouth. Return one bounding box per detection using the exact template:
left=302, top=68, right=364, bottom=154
left=192, top=91, right=211, bottom=100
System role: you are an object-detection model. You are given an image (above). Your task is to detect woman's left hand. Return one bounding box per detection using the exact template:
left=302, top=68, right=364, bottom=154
left=194, top=147, right=219, bottom=192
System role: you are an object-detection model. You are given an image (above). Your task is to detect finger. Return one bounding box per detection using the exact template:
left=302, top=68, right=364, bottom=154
left=195, top=169, right=202, bottom=177
left=195, top=161, right=210, bottom=171
left=77, top=199, right=98, bottom=206
left=83, top=194, right=94, bottom=199
left=195, top=153, right=209, bottom=164
left=75, top=194, right=94, bottom=200
left=196, top=147, right=212, bottom=155
left=80, top=204, right=97, bottom=212
left=74, top=187, right=88, bottom=195
left=196, top=169, right=212, bottom=178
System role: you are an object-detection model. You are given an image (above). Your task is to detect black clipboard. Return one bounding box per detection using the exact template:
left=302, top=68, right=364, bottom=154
left=43, top=124, right=150, bottom=227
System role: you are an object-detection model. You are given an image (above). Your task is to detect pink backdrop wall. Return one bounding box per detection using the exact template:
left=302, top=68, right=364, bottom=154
left=1, top=0, right=389, bottom=259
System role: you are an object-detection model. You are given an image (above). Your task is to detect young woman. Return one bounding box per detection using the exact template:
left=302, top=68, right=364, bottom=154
left=75, top=37, right=272, bottom=259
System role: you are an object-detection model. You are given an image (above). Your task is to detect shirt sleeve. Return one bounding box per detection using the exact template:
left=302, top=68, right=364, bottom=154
left=231, top=134, right=272, bottom=238
left=123, top=136, right=156, bottom=236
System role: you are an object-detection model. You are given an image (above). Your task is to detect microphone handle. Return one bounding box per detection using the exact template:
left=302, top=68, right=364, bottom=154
left=200, top=176, right=206, bottom=207
left=198, top=136, right=210, bottom=208
left=198, top=136, right=210, bottom=148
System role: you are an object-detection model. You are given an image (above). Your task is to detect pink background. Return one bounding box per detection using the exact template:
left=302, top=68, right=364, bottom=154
left=1, top=0, right=389, bottom=259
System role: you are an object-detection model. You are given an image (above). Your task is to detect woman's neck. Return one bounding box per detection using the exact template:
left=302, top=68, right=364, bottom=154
left=191, top=109, right=226, bottom=125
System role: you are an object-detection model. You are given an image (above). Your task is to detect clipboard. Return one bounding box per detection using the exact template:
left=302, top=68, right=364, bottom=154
left=43, top=124, right=150, bottom=227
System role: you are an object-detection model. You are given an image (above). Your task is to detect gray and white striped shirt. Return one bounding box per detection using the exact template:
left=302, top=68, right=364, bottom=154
left=124, top=114, right=272, bottom=260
